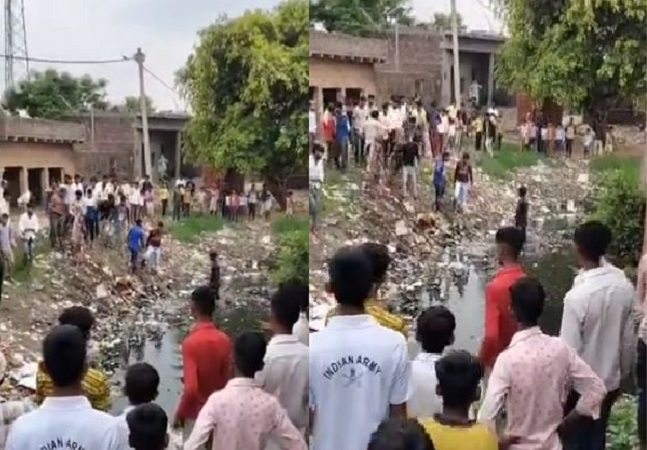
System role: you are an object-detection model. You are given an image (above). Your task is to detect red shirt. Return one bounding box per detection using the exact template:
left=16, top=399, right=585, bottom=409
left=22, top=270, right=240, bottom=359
left=479, top=264, right=525, bottom=369
left=176, top=321, right=232, bottom=420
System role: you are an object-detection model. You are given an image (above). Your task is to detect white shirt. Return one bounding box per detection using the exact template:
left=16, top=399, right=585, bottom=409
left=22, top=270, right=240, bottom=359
left=363, top=117, right=383, bottom=144
left=309, top=315, right=410, bottom=450
left=406, top=352, right=442, bottom=418
left=387, top=106, right=403, bottom=130
left=309, top=110, right=317, bottom=134
left=5, top=396, right=127, bottom=450
left=292, top=313, right=309, bottom=346
left=309, top=155, right=324, bottom=184
left=256, top=335, right=309, bottom=430
left=18, top=212, right=39, bottom=240
left=353, top=105, right=368, bottom=131
left=560, top=262, right=636, bottom=391
left=17, top=191, right=31, bottom=206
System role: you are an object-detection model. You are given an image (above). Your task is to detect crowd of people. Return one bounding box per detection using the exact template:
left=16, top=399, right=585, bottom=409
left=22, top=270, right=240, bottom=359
left=310, top=220, right=646, bottom=450
left=1, top=281, right=310, bottom=450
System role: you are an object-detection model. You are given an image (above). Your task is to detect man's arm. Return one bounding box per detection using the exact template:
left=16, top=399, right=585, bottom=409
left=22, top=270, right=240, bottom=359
left=567, top=344, right=606, bottom=420
left=183, top=398, right=217, bottom=450
left=619, top=295, right=637, bottom=381
left=271, top=402, right=308, bottom=450
left=174, top=340, right=198, bottom=424
left=559, top=292, right=583, bottom=354
left=477, top=356, right=510, bottom=433
left=220, top=337, right=233, bottom=383
left=479, top=283, right=501, bottom=369
left=388, top=339, right=410, bottom=419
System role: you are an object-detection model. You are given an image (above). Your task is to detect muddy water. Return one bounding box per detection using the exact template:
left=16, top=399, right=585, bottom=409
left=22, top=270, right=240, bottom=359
left=109, top=304, right=268, bottom=416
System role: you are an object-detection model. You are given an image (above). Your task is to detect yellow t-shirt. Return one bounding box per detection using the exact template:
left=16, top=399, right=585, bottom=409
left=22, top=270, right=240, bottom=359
left=158, top=187, right=169, bottom=200
left=419, top=418, right=498, bottom=450
left=474, top=118, right=484, bottom=133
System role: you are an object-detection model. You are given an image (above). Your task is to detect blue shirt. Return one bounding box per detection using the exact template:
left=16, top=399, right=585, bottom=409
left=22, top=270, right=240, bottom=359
left=433, top=159, right=446, bottom=186
left=335, top=113, right=350, bottom=141
left=127, top=226, right=145, bottom=251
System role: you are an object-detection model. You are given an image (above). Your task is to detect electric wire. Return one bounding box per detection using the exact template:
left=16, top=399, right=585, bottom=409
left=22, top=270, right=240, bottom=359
left=0, top=54, right=131, bottom=64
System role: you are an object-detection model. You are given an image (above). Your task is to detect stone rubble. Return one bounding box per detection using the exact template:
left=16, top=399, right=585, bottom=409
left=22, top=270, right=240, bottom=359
left=0, top=220, right=278, bottom=403
left=309, top=157, right=593, bottom=328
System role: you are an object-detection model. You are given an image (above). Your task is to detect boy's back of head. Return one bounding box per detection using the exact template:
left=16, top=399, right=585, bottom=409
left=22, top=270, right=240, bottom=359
left=435, top=350, right=483, bottom=409
left=43, top=325, right=87, bottom=389
left=368, top=418, right=435, bottom=450
left=126, top=403, right=168, bottom=450
left=416, top=306, right=456, bottom=354
left=327, top=247, right=373, bottom=308
left=125, top=363, right=160, bottom=406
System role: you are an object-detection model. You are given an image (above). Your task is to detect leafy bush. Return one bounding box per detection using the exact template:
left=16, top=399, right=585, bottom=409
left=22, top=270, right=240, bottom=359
left=271, top=227, right=308, bottom=285
left=588, top=167, right=644, bottom=267
left=271, top=215, right=309, bottom=236
left=607, top=395, right=639, bottom=450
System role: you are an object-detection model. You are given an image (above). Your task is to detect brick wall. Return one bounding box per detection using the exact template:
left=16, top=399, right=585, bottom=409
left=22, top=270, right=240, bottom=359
left=0, top=116, right=85, bottom=142
left=0, top=141, right=75, bottom=173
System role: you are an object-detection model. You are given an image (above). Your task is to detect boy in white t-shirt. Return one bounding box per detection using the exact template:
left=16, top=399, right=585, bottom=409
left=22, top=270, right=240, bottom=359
left=309, top=247, right=410, bottom=450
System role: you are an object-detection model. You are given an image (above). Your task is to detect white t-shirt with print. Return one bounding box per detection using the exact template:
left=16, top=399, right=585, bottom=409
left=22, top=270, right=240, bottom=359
left=309, top=315, right=410, bottom=450
left=5, top=396, right=127, bottom=450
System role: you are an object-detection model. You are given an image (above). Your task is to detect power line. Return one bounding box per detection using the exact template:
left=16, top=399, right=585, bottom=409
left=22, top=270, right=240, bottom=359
left=0, top=53, right=131, bottom=64
left=142, top=65, right=183, bottom=109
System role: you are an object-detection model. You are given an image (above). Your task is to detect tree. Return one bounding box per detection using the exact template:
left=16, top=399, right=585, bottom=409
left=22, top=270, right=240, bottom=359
left=177, top=0, right=308, bottom=209
left=113, top=95, right=155, bottom=114
left=3, top=69, right=108, bottom=119
left=493, top=0, right=647, bottom=120
left=428, top=12, right=466, bottom=31
left=309, top=0, right=414, bottom=35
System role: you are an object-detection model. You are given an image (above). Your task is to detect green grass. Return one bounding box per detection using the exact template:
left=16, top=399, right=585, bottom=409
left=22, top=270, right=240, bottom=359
left=167, top=216, right=224, bottom=243
left=590, top=154, right=641, bottom=178
left=13, top=239, right=47, bottom=282
left=271, top=214, right=309, bottom=236
left=478, top=143, right=541, bottom=179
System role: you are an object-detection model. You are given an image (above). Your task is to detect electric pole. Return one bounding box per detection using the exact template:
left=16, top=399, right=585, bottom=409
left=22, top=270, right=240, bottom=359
left=134, top=48, right=152, bottom=178
left=394, top=22, right=400, bottom=72
left=450, top=0, right=461, bottom=106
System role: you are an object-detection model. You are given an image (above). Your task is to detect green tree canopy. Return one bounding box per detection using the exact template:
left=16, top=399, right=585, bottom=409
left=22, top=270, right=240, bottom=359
left=428, top=12, right=466, bottom=31
left=177, top=0, right=308, bottom=206
left=112, top=95, right=155, bottom=114
left=309, top=0, right=414, bottom=35
left=3, top=69, right=109, bottom=119
left=494, top=0, right=647, bottom=116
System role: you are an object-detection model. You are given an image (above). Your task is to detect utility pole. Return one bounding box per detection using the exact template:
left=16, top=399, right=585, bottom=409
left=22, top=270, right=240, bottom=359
left=394, top=21, right=400, bottom=72
left=134, top=48, right=152, bottom=178
left=450, top=0, right=461, bottom=106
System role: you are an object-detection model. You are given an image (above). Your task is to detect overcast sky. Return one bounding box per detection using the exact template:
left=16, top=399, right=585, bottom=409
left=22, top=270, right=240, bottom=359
left=17, top=0, right=498, bottom=111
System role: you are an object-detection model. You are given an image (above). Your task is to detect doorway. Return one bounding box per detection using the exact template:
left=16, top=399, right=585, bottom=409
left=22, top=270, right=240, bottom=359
left=27, top=168, right=43, bottom=206
left=322, top=88, right=338, bottom=111
left=4, top=167, right=21, bottom=206
left=48, top=168, right=62, bottom=185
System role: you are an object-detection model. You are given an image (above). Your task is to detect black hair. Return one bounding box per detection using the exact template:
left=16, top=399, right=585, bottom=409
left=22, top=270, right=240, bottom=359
left=495, top=226, right=525, bottom=258
left=234, top=331, right=267, bottom=377
left=435, top=350, right=483, bottom=408
left=75, top=189, right=83, bottom=198
left=313, top=142, right=325, bottom=154
left=157, top=221, right=164, bottom=228
left=518, top=186, right=527, bottom=197
left=368, top=418, right=435, bottom=450
left=358, top=242, right=391, bottom=286
left=124, top=363, right=160, bottom=405
left=58, top=306, right=95, bottom=341
left=462, top=151, right=470, bottom=160
left=135, top=219, right=143, bottom=227
left=328, top=247, right=373, bottom=307
left=126, top=403, right=168, bottom=450
left=573, top=220, right=612, bottom=262
left=271, top=280, right=306, bottom=329
left=191, top=285, right=216, bottom=317
left=86, top=189, right=92, bottom=196
left=416, top=306, right=456, bottom=354
left=510, top=277, right=545, bottom=325
left=371, top=110, right=379, bottom=119
left=209, top=251, right=218, bottom=260
left=43, top=325, right=87, bottom=388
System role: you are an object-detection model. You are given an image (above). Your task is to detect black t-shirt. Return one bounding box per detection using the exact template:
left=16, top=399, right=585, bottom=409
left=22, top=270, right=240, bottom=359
left=515, top=199, right=529, bottom=228
left=401, top=142, right=419, bottom=167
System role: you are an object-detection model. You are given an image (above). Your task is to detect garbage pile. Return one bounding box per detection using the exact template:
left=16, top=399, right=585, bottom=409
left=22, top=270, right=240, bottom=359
left=310, top=157, right=593, bottom=326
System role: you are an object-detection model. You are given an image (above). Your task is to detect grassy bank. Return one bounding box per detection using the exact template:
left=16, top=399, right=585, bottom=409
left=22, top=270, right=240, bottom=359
left=590, top=153, right=641, bottom=179
left=167, top=215, right=224, bottom=243
left=478, top=143, right=541, bottom=179
left=270, top=214, right=308, bottom=285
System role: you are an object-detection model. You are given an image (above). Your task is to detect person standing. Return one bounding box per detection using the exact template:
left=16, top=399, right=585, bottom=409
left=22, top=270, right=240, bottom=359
left=127, top=219, right=146, bottom=274
left=173, top=286, right=232, bottom=442
left=208, top=251, right=221, bottom=300
left=184, top=332, right=307, bottom=450
left=126, top=403, right=171, bottom=450
left=310, top=247, right=410, bottom=450
left=401, top=133, right=419, bottom=199
left=560, top=221, right=636, bottom=450
left=145, top=221, right=164, bottom=272
left=453, top=152, right=473, bottom=213
left=479, top=227, right=526, bottom=374
left=565, top=118, right=576, bottom=158
left=0, top=213, right=15, bottom=280
left=368, top=419, right=435, bottom=450
left=257, top=281, right=309, bottom=445
left=353, top=97, right=368, bottom=166
left=309, top=100, right=317, bottom=155
left=514, top=186, right=529, bottom=241
left=335, top=103, right=350, bottom=170
left=6, top=325, right=127, bottom=450
left=309, top=145, right=324, bottom=234
left=479, top=277, right=606, bottom=450
left=433, top=152, right=450, bottom=212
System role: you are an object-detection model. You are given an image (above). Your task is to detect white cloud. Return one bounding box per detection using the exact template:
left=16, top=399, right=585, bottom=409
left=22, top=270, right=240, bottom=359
left=410, top=0, right=502, bottom=32
left=17, top=0, right=282, bottom=111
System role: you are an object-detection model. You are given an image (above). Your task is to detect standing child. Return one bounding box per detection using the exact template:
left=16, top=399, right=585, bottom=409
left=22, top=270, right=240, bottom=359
left=515, top=186, right=529, bottom=242
left=182, top=183, right=193, bottom=217
left=239, top=191, right=248, bottom=220
left=230, top=190, right=240, bottom=222
left=195, top=188, right=207, bottom=215
left=145, top=221, right=164, bottom=272
left=224, top=191, right=232, bottom=221
left=419, top=351, right=498, bottom=450
left=158, top=184, right=169, bottom=216
left=433, top=152, right=450, bottom=212
left=209, top=251, right=221, bottom=300
left=583, top=127, right=595, bottom=157
left=126, top=403, right=172, bottom=450
left=286, top=191, right=295, bottom=216
left=209, top=187, right=219, bottom=216
left=248, top=188, right=257, bottom=220
left=454, top=152, right=473, bottom=213
left=127, top=219, right=145, bottom=273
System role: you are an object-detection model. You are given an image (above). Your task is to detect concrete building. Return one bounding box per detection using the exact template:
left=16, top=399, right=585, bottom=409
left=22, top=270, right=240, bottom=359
left=0, top=115, right=84, bottom=205
left=309, top=28, right=504, bottom=109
